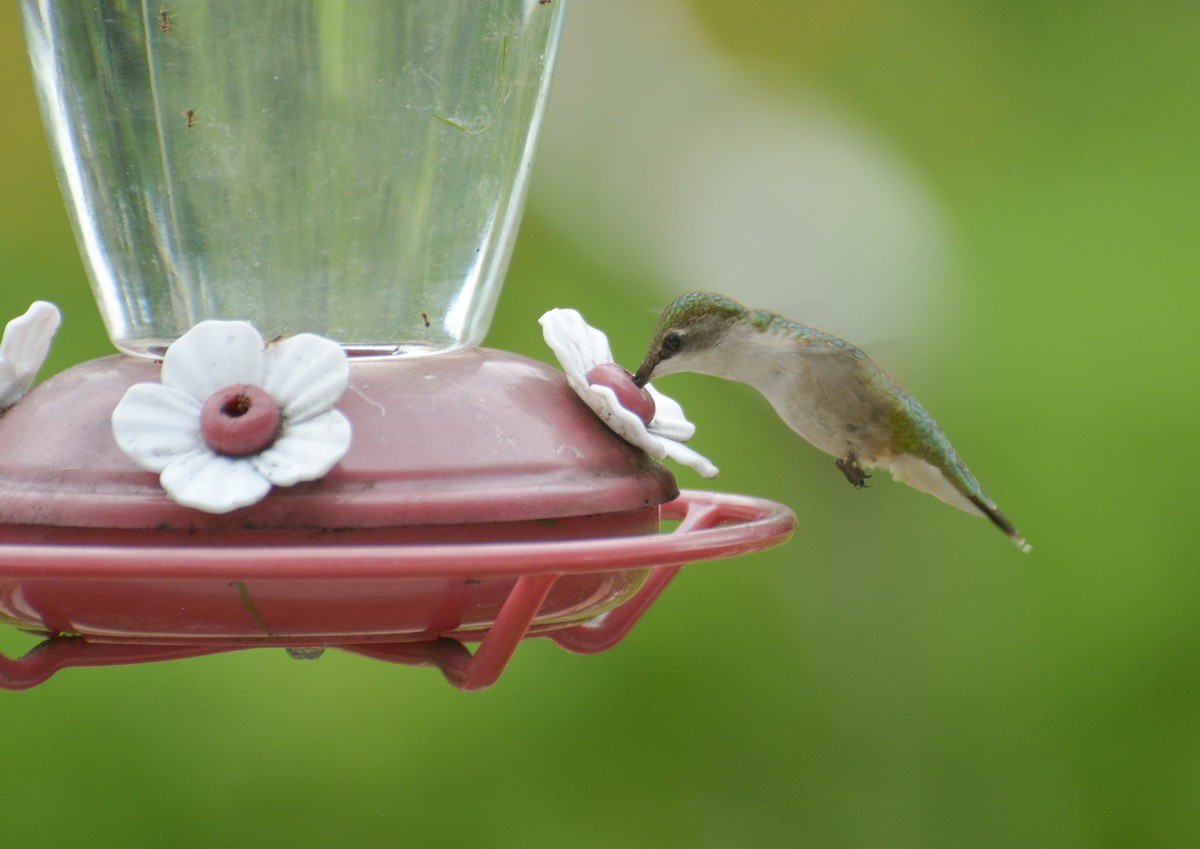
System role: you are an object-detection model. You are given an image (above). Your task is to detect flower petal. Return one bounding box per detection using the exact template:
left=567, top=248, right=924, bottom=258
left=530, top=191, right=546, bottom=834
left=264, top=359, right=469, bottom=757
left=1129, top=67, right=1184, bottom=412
left=658, top=439, right=720, bottom=479
left=539, top=308, right=612, bottom=382
left=159, top=448, right=272, bottom=513
left=261, top=333, right=349, bottom=422
left=111, top=382, right=205, bottom=472
left=645, top=385, right=696, bottom=442
left=250, top=409, right=352, bottom=486
left=0, top=301, right=61, bottom=408
left=161, top=321, right=267, bottom=401
left=583, top=384, right=653, bottom=447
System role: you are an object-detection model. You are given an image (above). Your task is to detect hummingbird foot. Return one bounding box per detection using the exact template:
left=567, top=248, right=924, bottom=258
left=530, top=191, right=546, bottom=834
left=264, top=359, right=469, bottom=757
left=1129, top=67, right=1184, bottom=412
left=835, top=453, right=871, bottom=488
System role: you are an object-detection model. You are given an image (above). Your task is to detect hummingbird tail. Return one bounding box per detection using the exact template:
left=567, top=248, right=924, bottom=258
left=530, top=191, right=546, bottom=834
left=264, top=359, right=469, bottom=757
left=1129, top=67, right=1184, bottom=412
left=968, top=495, right=1031, bottom=553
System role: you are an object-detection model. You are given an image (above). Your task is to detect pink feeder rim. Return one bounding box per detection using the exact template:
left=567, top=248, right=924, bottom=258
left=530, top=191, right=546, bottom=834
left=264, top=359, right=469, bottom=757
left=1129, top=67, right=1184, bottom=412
left=0, top=490, right=795, bottom=691
left=0, top=349, right=681, bottom=532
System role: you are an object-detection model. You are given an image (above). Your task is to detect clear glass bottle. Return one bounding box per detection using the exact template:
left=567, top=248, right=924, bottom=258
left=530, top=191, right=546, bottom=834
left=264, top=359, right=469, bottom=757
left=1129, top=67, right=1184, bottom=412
left=21, top=0, right=564, bottom=357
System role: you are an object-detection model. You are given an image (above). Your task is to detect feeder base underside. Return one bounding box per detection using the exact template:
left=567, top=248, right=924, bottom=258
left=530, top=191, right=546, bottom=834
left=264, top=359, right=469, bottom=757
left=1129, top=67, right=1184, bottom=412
left=0, top=570, right=650, bottom=644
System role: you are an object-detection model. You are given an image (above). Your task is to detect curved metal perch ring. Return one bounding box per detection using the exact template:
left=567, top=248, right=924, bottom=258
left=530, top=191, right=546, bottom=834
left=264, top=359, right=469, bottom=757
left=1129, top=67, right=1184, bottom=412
left=0, top=490, right=796, bottom=691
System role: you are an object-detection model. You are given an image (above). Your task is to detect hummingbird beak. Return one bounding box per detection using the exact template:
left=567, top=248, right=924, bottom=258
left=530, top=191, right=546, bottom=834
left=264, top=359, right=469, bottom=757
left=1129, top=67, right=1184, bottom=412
left=631, top=359, right=654, bottom=387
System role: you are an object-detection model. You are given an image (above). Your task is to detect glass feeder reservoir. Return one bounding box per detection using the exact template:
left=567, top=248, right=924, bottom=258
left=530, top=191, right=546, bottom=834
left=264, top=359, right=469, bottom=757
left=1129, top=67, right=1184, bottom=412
left=25, top=0, right=553, bottom=356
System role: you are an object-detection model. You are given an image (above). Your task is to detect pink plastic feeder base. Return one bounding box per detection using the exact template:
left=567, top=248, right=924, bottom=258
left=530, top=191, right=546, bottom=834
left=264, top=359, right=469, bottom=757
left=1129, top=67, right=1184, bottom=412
left=0, top=490, right=795, bottom=691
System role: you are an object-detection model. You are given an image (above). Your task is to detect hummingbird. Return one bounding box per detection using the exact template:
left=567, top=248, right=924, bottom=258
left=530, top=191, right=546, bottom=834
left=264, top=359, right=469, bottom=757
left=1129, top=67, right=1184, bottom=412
left=632, top=291, right=1030, bottom=552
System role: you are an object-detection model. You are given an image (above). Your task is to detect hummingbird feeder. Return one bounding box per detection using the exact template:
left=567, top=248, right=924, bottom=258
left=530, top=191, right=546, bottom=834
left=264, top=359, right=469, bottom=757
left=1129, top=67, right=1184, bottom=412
left=0, top=0, right=794, bottom=692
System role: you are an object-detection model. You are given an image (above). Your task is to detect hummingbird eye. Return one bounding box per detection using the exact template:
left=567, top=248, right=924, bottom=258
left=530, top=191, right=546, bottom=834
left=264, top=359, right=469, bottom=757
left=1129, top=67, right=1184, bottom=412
left=662, top=332, right=682, bottom=355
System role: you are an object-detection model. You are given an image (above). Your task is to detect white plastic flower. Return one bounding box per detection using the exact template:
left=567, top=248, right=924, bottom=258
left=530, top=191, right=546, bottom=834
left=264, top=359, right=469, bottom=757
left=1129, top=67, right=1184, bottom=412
left=0, top=301, right=62, bottom=409
left=539, top=308, right=718, bottom=478
left=111, top=321, right=352, bottom=513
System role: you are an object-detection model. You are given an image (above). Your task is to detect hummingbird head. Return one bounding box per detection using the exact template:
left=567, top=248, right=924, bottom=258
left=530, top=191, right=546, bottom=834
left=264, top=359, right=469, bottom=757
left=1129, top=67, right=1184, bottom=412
left=632, top=291, right=749, bottom=386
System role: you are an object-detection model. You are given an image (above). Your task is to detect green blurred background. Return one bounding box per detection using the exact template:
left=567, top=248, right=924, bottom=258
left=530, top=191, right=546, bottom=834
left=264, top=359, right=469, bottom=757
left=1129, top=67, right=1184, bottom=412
left=2, top=1, right=1197, bottom=847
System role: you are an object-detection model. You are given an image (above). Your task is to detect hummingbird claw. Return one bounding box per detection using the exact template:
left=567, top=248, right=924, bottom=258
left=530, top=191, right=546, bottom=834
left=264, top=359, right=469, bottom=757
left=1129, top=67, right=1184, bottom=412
left=836, top=454, right=871, bottom=488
